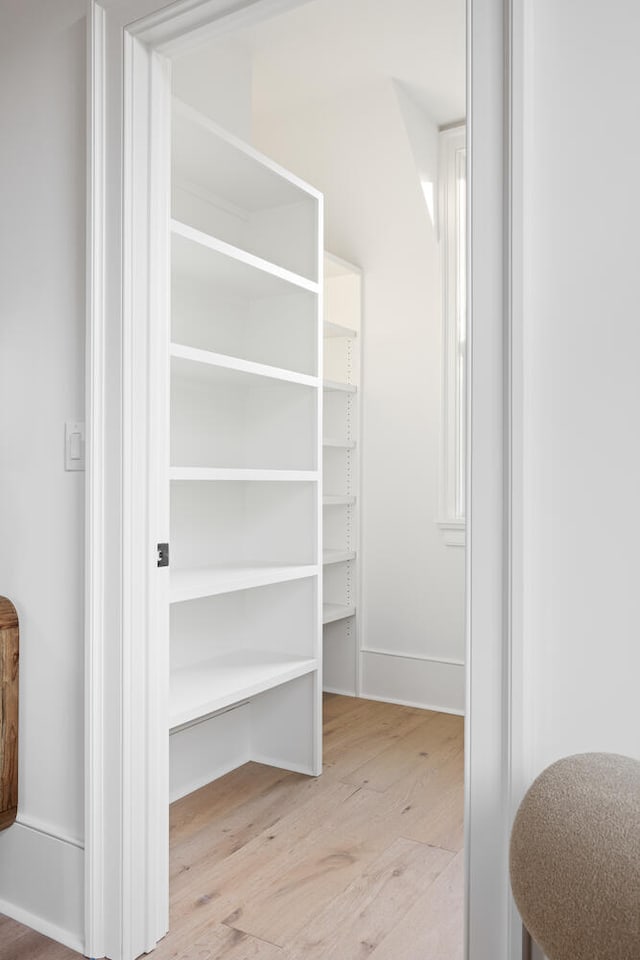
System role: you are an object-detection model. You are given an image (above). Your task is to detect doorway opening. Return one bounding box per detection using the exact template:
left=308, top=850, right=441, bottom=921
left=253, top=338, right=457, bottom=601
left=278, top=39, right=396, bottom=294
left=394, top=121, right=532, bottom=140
left=160, top=1, right=466, bottom=956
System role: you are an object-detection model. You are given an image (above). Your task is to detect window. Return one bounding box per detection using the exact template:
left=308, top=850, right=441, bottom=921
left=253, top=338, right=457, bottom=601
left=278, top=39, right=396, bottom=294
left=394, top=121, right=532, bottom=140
left=438, top=125, right=466, bottom=547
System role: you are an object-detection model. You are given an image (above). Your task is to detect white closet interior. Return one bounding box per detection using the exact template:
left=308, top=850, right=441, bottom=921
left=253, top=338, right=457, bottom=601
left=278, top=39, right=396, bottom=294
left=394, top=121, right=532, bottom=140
left=165, top=0, right=466, bottom=806
left=168, top=99, right=324, bottom=801
left=322, top=255, right=361, bottom=696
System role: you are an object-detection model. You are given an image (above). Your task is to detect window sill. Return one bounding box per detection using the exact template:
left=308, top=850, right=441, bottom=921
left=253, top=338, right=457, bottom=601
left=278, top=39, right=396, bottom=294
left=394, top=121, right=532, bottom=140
left=437, top=519, right=466, bottom=547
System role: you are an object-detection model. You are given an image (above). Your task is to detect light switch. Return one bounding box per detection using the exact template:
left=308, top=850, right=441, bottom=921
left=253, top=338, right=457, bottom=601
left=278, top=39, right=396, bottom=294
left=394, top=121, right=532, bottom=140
left=65, top=421, right=85, bottom=471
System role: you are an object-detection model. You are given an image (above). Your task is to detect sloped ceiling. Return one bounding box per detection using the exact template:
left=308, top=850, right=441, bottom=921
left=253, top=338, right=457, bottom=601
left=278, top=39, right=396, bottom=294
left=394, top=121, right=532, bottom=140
left=238, top=0, right=465, bottom=128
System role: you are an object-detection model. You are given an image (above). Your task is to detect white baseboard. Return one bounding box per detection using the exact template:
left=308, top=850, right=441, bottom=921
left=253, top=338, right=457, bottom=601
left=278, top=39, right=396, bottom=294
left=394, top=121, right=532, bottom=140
left=0, top=821, right=83, bottom=953
left=322, top=685, right=357, bottom=697
left=250, top=755, right=315, bottom=776
left=361, top=691, right=465, bottom=717
left=361, top=650, right=465, bottom=715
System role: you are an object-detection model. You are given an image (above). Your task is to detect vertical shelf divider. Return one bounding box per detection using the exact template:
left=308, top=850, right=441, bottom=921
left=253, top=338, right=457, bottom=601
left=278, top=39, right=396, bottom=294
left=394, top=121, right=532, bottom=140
left=322, top=253, right=362, bottom=697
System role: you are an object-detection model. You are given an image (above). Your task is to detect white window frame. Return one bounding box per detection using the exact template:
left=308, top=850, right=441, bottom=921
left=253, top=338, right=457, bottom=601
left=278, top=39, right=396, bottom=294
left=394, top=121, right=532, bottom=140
left=439, top=124, right=467, bottom=547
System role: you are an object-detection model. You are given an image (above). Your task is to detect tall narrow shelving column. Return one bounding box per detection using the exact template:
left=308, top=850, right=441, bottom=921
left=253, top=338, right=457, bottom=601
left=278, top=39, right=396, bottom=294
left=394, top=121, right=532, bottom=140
left=168, top=98, right=323, bottom=801
left=322, top=254, right=362, bottom=695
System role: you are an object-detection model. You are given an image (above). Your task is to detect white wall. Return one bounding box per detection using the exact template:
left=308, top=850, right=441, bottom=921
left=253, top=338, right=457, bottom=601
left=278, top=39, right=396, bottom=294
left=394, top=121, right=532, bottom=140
left=0, top=0, right=86, bottom=947
left=254, top=79, right=466, bottom=713
left=172, top=37, right=253, bottom=139
left=5, top=0, right=640, bottom=952
left=523, top=0, right=640, bottom=777
left=521, top=9, right=640, bottom=954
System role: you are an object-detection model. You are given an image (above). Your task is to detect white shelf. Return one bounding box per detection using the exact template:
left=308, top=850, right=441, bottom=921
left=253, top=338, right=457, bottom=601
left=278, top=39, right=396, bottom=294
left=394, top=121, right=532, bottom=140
left=172, top=219, right=319, bottom=297
left=170, top=467, right=318, bottom=482
left=323, top=495, right=356, bottom=506
left=323, top=378, right=357, bottom=394
left=170, top=563, right=319, bottom=603
left=173, top=98, right=320, bottom=215
left=324, top=320, right=358, bottom=339
left=323, top=603, right=356, bottom=625
left=323, top=438, right=356, bottom=449
left=323, top=549, right=357, bottom=565
left=169, top=651, right=318, bottom=730
left=170, top=343, right=319, bottom=389
left=325, top=251, right=362, bottom=278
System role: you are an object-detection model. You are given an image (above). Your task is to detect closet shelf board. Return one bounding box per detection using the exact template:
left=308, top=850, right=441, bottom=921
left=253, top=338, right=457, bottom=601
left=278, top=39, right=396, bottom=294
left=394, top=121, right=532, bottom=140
left=171, top=219, right=319, bottom=296
left=322, top=603, right=356, bottom=625
left=170, top=343, right=319, bottom=389
left=323, top=438, right=356, bottom=449
left=323, top=550, right=357, bottom=565
left=323, top=495, right=356, bottom=506
left=323, top=379, right=357, bottom=394
left=170, top=467, right=319, bottom=482
left=324, top=320, right=358, bottom=339
left=172, top=98, right=322, bottom=212
left=325, top=251, right=362, bottom=278
left=169, top=651, right=318, bottom=730
left=170, top=563, right=319, bottom=604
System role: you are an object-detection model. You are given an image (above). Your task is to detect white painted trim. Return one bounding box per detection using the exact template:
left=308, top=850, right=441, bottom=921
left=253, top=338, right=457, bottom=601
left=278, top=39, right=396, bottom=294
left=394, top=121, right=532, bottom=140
left=464, top=0, right=522, bottom=958
left=505, top=1, right=534, bottom=957
left=361, top=693, right=465, bottom=718
left=361, top=650, right=465, bottom=715
left=362, top=647, right=465, bottom=667
left=140, top=0, right=317, bottom=54
left=439, top=124, right=467, bottom=529
left=323, top=685, right=358, bottom=697
left=0, top=822, right=84, bottom=953
left=16, top=815, right=84, bottom=851
left=85, top=2, right=106, bottom=955
left=250, top=755, right=317, bottom=776
left=437, top=518, right=466, bottom=547
left=121, top=31, right=173, bottom=959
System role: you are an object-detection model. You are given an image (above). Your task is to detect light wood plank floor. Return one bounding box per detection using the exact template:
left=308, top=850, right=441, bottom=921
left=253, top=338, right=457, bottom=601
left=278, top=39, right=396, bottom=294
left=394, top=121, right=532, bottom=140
left=0, top=696, right=464, bottom=960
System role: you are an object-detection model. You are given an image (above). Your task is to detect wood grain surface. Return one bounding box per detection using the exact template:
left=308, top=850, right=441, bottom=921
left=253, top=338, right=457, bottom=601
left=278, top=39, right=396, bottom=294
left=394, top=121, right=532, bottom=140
left=0, top=597, right=18, bottom=832
left=0, top=695, right=464, bottom=960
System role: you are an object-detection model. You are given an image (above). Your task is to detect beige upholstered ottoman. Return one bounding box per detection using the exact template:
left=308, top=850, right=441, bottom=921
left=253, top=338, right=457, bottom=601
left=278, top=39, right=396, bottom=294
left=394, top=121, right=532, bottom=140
left=509, top=753, right=640, bottom=960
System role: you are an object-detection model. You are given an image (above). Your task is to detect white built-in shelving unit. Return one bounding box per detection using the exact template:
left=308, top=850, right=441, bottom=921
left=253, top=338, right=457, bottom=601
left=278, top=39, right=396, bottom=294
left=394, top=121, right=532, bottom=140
left=322, top=253, right=362, bottom=695
left=168, top=97, right=323, bottom=801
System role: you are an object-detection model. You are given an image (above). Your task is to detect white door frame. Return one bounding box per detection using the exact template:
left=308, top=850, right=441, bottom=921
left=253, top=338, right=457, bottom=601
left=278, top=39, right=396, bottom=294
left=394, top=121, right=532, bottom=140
left=87, top=1, right=528, bottom=957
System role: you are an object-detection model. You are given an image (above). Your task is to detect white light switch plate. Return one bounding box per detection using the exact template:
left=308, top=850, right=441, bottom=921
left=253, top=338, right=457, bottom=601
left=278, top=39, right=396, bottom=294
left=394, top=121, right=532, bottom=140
left=65, top=421, right=85, bottom=471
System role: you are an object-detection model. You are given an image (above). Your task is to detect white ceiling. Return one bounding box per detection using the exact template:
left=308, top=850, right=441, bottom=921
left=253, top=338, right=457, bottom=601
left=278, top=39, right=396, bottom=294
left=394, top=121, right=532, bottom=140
left=235, top=0, right=466, bottom=127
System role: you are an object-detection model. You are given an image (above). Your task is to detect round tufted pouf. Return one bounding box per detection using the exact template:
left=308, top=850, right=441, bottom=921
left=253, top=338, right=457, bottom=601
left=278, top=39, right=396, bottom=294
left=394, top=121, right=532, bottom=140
left=510, top=753, right=640, bottom=960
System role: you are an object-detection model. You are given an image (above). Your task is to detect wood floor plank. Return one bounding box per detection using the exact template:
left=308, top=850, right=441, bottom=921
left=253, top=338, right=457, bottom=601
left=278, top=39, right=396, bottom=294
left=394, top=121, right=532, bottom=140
left=367, top=851, right=465, bottom=960
left=0, top=697, right=464, bottom=960
left=171, top=768, right=319, bottom=882
left=152, top=921, right=282, bottom=960
left=392, top=749, right=465, bottom=852
left=323, top=704, right=431, bottom=781
left=281, top=837, right=453, bottom=959
left=341, top=712, right=463, bottom=793
left=169, top=779, right=360, bottom=932
left=321, top=692, right=368, bottom=722
left=170, top=762, right=292, bottom=842
left=0, top=915, right=35, bottom=952
left=0, top=929, right=79, bottom=960
left=219, top=781, right=452, bottom=947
